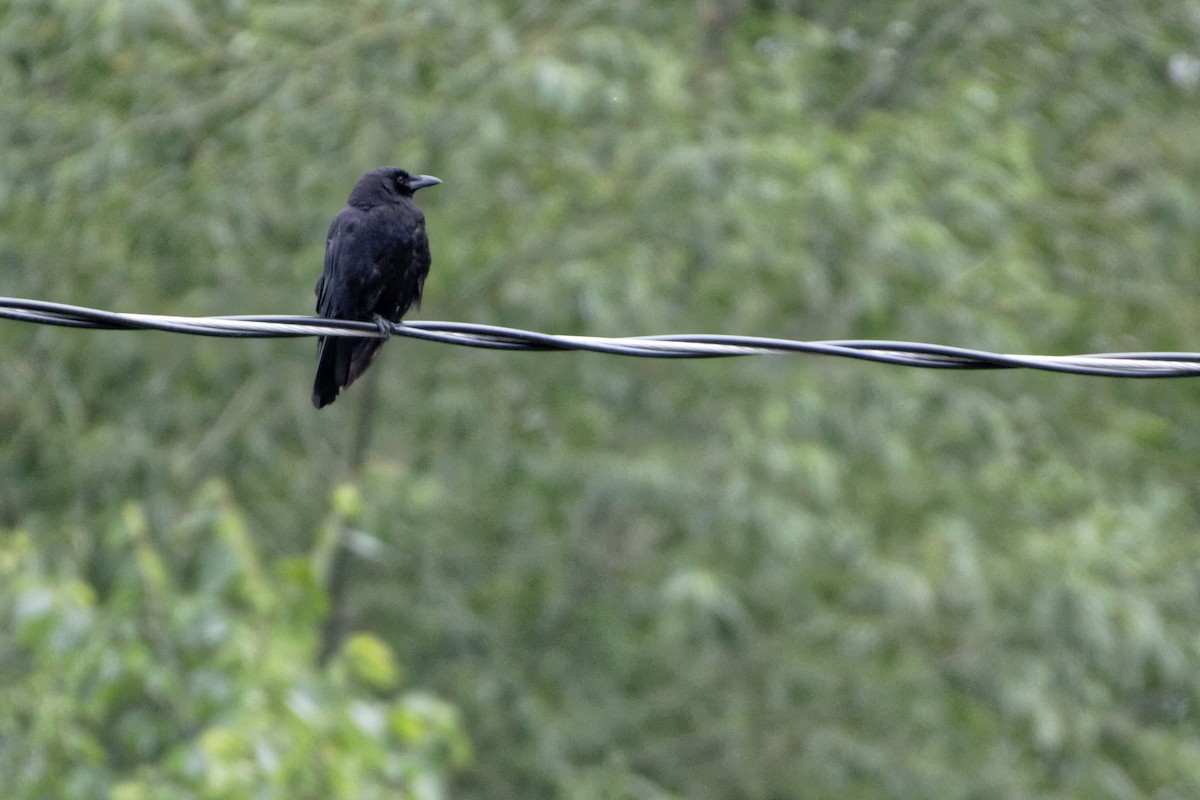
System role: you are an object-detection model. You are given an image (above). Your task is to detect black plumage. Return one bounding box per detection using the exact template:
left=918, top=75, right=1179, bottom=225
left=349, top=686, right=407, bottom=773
left=312, top=167, right=440, bottom=408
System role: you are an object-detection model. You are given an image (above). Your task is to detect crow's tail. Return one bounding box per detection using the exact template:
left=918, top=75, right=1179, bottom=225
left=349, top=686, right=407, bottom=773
left=312, top=336, right=384, bottom=408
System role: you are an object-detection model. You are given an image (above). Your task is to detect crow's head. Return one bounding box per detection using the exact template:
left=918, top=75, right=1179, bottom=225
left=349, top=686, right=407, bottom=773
left=349, top=166, right=441, bottom=206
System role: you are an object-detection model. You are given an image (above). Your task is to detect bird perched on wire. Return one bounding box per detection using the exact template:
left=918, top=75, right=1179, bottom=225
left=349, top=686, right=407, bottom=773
left=312, top=166, right=441, bottom=408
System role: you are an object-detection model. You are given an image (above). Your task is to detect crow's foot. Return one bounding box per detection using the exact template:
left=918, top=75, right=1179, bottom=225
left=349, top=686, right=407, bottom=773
left=372, top=314, right=393, bottom=340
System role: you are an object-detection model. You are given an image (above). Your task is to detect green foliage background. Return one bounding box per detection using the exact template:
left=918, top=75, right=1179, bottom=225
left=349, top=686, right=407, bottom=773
left=3, top=1, right=1200, bottom=797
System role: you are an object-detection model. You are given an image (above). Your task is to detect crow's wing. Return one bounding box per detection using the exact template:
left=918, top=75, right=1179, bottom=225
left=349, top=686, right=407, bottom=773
left=410, top=216, right=431, bottom=310
left=313, top=207, right=375, bottom=407
left=315, top=207, right=358, bottom=318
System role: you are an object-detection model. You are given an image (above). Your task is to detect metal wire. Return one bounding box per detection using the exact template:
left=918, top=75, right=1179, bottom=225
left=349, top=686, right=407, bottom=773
left=3, top=296, right=1200, bottom=377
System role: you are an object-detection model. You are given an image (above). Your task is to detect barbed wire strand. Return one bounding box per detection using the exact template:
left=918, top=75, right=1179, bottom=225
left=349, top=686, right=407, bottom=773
left=3, top=296, right=1200, bottom=378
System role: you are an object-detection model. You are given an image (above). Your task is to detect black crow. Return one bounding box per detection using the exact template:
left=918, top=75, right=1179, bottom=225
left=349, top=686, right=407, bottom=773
left=312, top=167, right=440, bottom=408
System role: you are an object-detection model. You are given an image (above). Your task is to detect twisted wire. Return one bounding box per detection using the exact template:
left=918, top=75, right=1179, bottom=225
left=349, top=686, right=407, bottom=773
left=3, top=296, right=1199, bottom=377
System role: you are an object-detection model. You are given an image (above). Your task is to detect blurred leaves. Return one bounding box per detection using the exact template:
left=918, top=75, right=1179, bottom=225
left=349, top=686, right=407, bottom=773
left=0, top=485, right=467, bottom=799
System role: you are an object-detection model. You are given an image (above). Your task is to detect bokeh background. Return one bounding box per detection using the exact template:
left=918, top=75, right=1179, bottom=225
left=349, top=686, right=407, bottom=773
left=4, top=1, right=1200, bottom=798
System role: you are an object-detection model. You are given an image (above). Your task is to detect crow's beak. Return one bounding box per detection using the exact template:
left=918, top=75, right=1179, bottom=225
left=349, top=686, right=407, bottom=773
left=409, top=175, right=442, bottom=191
